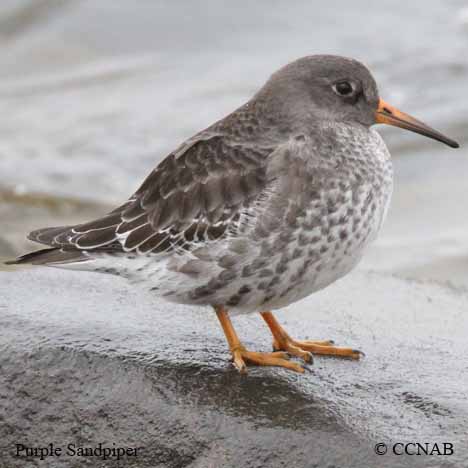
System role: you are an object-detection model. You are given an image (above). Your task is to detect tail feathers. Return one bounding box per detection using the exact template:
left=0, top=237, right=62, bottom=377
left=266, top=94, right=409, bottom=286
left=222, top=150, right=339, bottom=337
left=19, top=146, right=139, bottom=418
left=5, top=247, right=89, bottom=266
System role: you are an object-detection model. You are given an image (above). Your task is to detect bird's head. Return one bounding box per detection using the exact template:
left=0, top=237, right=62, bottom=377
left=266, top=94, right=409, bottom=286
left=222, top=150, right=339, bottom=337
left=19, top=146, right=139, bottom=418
left=261, top=55, right=459, bottom=148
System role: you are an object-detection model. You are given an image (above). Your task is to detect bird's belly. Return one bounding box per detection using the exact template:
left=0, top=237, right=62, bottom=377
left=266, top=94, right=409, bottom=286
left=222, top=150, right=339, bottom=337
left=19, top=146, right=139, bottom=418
left=233, top=180, right=393, bottom=313
left=263, top=228, right=370, bottom=311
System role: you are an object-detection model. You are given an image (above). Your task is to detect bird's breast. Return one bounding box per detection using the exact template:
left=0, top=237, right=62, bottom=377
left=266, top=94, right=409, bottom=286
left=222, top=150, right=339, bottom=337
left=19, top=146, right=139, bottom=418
left=239, top=125, right=394, bottom=310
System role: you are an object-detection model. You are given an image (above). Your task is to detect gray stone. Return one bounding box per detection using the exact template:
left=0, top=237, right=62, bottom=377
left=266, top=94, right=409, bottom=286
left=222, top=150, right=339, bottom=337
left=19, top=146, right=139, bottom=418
left=0, top=268, right=467, bottom=467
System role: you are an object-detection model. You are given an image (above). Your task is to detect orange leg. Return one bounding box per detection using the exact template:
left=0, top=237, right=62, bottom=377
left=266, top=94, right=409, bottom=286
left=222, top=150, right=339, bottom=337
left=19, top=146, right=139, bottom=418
left=215, top=306, right=304, bottom=373
left=260, top=311, right=362, bottom=361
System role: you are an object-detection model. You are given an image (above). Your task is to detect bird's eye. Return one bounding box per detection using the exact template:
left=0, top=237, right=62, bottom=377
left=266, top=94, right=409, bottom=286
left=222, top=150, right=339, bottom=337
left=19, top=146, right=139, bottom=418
left=332, top=81, right=354, bottom=96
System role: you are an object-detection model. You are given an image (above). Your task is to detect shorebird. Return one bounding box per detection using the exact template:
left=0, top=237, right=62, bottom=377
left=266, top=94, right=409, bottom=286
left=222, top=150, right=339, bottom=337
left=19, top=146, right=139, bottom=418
left=7, top=55, right=459, bottom=373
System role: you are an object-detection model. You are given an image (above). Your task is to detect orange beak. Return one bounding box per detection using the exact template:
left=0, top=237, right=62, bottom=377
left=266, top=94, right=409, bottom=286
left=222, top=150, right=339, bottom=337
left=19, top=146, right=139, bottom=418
left=375, top=99, right=459, bottom=148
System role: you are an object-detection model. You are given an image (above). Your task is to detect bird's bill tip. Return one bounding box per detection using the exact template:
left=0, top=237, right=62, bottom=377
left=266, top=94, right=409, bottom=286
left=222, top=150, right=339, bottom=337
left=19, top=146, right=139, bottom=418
left=375, top=99, right=459, bottom=149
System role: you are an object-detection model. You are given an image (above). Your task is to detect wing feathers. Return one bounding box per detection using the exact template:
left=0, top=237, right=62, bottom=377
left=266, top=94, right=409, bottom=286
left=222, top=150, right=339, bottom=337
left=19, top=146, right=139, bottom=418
left=25, top=134, right=275, bottom=256
left=74, top=212, right=122, bottom=233
left=124, top=223, right=155, bottom=250
left=28, top=226, right=70, bottom=245
left=75, top=227, right=118, bottom=249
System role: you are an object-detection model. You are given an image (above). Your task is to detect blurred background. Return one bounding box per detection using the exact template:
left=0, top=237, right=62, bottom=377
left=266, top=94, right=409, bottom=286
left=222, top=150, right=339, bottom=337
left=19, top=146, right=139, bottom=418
left=1, top=0, right=467, bottom=288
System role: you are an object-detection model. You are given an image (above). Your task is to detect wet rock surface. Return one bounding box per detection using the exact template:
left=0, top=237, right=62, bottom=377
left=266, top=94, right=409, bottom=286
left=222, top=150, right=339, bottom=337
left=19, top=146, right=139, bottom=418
left=0, top=268, right=467, bottom=467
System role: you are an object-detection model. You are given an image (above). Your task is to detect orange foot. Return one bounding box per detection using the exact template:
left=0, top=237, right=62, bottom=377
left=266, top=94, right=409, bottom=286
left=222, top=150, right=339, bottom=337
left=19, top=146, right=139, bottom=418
left=231, top=346, right=304, bottom=373
left=261, top=311, right=362, bottom=362
left=215, top=307, right=304, bottom=373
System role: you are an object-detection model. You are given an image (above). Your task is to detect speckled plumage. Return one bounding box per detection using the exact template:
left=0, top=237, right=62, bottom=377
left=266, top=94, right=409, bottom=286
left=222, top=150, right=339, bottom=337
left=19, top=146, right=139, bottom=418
left=11, top=55, right=394, bottom=315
